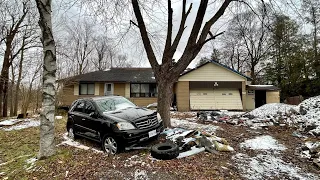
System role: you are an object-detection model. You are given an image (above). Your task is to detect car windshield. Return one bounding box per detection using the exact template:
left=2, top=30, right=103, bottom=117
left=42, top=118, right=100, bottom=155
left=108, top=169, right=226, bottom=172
left=95, top=97, right=136, bottom=113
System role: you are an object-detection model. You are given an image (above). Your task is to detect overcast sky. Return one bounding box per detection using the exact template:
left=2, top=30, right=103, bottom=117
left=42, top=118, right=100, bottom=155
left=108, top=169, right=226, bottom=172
left=0, top=0, right=310, bottom=71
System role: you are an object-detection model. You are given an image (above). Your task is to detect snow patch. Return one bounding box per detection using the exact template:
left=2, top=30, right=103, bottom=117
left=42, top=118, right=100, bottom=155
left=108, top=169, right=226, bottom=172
left=171, top=119, right=220, bottom=133
left=248, top=103, right=296, bottom=118
left=0, top=118, right=40, bottom=131
left=58, top=133, right=103, bottom=153
left=240, top=135, right=286, bottom=151
left=124, top=155, right=146, bottom=167
left=0, top=119, right=22, bottom=126
left=233, top=153, right=318, bottom=180
left=24, top=157, right=37, bottom=172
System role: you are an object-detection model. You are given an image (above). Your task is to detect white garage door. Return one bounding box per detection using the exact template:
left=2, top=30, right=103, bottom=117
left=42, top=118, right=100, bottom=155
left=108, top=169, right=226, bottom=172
left=190, top=89, right=243, bottom=110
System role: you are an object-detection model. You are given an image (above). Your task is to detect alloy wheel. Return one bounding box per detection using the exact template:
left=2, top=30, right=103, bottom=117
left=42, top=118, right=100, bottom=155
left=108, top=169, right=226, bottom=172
left=104, top=137, right=118, bottom=154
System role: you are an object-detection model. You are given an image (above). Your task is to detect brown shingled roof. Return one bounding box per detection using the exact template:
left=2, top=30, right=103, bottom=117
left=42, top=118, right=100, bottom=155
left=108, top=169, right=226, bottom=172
left=59, top=68, right=156, bottom=83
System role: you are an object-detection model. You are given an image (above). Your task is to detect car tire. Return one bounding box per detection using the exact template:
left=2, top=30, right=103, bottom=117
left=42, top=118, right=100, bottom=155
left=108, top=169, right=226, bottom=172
left=151, top=142, right=179, bottom=160
left=102, top=135, right=121, bottom=155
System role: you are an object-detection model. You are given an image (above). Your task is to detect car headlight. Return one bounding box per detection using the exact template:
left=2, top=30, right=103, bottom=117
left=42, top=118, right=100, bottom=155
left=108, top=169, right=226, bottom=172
left=157, top=113, right=162, bottom=123
left=116, top=122, right=135, bottom=130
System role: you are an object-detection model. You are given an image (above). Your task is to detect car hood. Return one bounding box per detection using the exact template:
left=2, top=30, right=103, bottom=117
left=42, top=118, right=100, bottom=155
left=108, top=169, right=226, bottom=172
left=103, top=107, right=156, bottom=122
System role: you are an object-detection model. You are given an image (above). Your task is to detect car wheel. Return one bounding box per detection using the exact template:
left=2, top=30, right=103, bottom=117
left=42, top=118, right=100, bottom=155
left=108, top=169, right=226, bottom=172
left=151, top=142, right=179, bottom=160
left=102, top=136, right=119, bottom=155
left=67, top=125, right=77, bottom=140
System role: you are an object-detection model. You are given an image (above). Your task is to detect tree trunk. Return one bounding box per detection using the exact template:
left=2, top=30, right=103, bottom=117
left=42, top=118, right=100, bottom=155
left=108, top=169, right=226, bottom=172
left=10, top=65, right=15, bottom=117
left=14, top=36, right=26, bottom=116
left=157, top=79, right=174, bottom=128
left=0, top=38, right=13, bottom=117
left=36, top=0, right=57, bottom=159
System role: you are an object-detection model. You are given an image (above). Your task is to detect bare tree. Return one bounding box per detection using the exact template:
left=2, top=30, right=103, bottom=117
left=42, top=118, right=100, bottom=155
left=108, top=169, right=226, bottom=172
left=130, top=0, right=240, bottom=127
left=35, top=0, right=56, bottom=159
left=0, top=0, right=30, bottom=117
left=62, top=20, right=94, bottom=75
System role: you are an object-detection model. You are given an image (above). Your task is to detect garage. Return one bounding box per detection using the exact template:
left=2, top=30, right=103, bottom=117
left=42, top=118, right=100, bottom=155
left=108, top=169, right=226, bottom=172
left=190, top=88, right=243, bottom=110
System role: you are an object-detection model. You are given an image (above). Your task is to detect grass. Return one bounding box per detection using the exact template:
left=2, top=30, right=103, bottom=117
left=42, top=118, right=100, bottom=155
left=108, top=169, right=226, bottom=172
left=0, top=117, right=71, bottom=179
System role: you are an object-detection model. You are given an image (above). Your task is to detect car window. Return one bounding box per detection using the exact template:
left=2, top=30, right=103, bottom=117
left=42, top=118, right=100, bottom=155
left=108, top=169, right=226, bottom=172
left=95, top=97, right=136, bottom=113
left=85, top=102, right=95, bottom=114
left=73, top=101, right=85, bottom=113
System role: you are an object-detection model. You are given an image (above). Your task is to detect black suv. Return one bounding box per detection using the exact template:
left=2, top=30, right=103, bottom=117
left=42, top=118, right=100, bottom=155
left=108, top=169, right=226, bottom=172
left=67, top=96, right=163, bottom=154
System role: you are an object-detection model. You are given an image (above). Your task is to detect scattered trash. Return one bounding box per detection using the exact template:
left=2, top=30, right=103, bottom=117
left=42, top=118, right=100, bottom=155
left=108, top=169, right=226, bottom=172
left=299, top=141, right=320, bottom=168
left=55, top=116, right=63, bottom=120
left=154, top=127, right=233, bottom=159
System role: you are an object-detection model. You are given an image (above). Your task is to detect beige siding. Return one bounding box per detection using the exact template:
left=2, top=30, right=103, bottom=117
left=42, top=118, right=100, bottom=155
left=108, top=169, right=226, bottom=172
left=179, top=63, right=246, bottom=82
left=99, top=83, right=104, bottom=95
left=190, top=88, right=243, bottom=110
left=266, top=91, right=280, bottom=104
left=176, top=81, right=190, bottom=111
left=241, top=81, right=247, bottom=111
left=246, top=92, right=255, bottom=110
left=129, top=98, right=157, bottom=107
left=94, top=83, right=100, bottom=95
left=59, top=84, right=78, bottom=106
left=74, top=84, right=79, bottom=95
left=114, top=83, right=125, bottom=96
left=125, top=83, right=130, bottom=98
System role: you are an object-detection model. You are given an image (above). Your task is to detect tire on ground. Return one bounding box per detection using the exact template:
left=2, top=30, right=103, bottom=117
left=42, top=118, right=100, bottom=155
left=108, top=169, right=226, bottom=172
left=151, top=142, right=179, bottom=160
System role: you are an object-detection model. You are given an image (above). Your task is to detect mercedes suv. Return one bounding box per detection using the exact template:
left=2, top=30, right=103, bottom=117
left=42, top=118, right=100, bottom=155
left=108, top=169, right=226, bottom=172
left=67, top=96, right=163, bottom=154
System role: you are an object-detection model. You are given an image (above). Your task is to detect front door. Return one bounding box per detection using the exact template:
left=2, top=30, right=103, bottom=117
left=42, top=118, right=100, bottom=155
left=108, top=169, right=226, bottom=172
left=104, top=83, right=114, bottom=96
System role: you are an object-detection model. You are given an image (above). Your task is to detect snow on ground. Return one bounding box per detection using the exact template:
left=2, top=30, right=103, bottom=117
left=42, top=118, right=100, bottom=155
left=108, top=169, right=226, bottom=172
left=0, top=119, right=22, bottom=126
left=233, top=153, right=318, bottom=180
left=24, top=157, right=37, bottom=172
left=124, top=155, right=147, bottom=167
left=58, top=133, right=103, bottom=153
left=248, top=103, right=296, bottom=118
left=240, top=135, right=286, bottom=151
left=171, top=118, right=220, bottom=133
left=0, top=118, right=40, bottom=131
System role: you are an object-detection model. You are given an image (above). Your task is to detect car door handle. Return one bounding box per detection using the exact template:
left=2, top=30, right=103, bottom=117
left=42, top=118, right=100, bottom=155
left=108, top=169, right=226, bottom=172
left=82, top=118, right=86, bottom=121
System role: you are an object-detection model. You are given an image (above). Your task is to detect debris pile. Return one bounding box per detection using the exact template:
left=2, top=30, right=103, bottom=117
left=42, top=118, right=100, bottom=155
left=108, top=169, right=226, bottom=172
left=152, top=127, right=233, bottom=160
left=195, top=96, right=320, bottom=136
left=299, top=141, right=320, bottom=168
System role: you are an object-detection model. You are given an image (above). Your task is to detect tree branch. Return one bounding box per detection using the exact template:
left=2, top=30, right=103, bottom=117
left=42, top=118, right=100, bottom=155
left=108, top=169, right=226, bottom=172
left=131, top=0, right=159, bottom=70
left=169, top=0, right=192, bottom=58
left=197, top=0, right=234, bottom=45
left=201, top=31, right=225, bottom=46
left=162, top=0, right=173, bottom=64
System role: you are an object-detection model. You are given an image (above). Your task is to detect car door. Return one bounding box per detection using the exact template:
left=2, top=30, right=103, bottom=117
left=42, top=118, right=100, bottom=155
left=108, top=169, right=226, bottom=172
left=71, top=100, right=88, bottom=136
left=82, top=101, right=101, bottom=141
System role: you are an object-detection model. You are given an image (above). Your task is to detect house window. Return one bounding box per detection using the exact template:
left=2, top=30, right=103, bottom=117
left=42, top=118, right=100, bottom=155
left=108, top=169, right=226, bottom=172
left=130, top=83, right=157, bottom=97
left=80, top=83, right=95, bottom=95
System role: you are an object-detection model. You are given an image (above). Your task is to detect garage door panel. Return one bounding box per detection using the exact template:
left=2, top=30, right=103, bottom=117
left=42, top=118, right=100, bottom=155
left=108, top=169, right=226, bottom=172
left=190, top=89, right=243, bottom=110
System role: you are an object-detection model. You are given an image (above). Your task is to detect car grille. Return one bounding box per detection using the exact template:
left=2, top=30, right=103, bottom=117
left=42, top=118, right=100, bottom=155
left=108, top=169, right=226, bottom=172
left=135, top=115, right=158, bottom=129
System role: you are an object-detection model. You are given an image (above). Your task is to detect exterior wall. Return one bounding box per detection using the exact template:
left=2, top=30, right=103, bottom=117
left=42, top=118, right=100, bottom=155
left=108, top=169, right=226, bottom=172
left=241, top=81, right=247, bottom=111
left=99, top=83, right=104, bottom=95
left=125, top=83, right=130, bottom=98
left=59, top=84, right=78, bottom=106
left=179, top=63, right=246, bottom=82
left=114, top=83, right=126, bottom=96
left=266, top=91, right=280, bottom=104
left=129, top=98, right=157, bottom=107
left=175, top=81, right=190, bottom=111
left=246, top=90, right=255, bottom=110
left=94, top=83, right=100, bottom=95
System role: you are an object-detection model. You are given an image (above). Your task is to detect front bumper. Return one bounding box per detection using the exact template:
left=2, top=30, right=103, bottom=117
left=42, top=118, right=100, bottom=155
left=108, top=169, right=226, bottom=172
left=114, top=122, right=164, bottom=145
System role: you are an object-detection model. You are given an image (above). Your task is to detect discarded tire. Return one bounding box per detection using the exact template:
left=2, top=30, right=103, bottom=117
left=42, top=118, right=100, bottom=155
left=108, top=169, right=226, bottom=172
left=151, top=142, right=179, bottom=160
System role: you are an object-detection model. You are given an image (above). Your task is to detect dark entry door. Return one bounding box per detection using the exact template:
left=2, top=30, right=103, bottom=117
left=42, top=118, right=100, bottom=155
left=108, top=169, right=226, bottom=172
left=255, top=90, right=266, bottom=108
